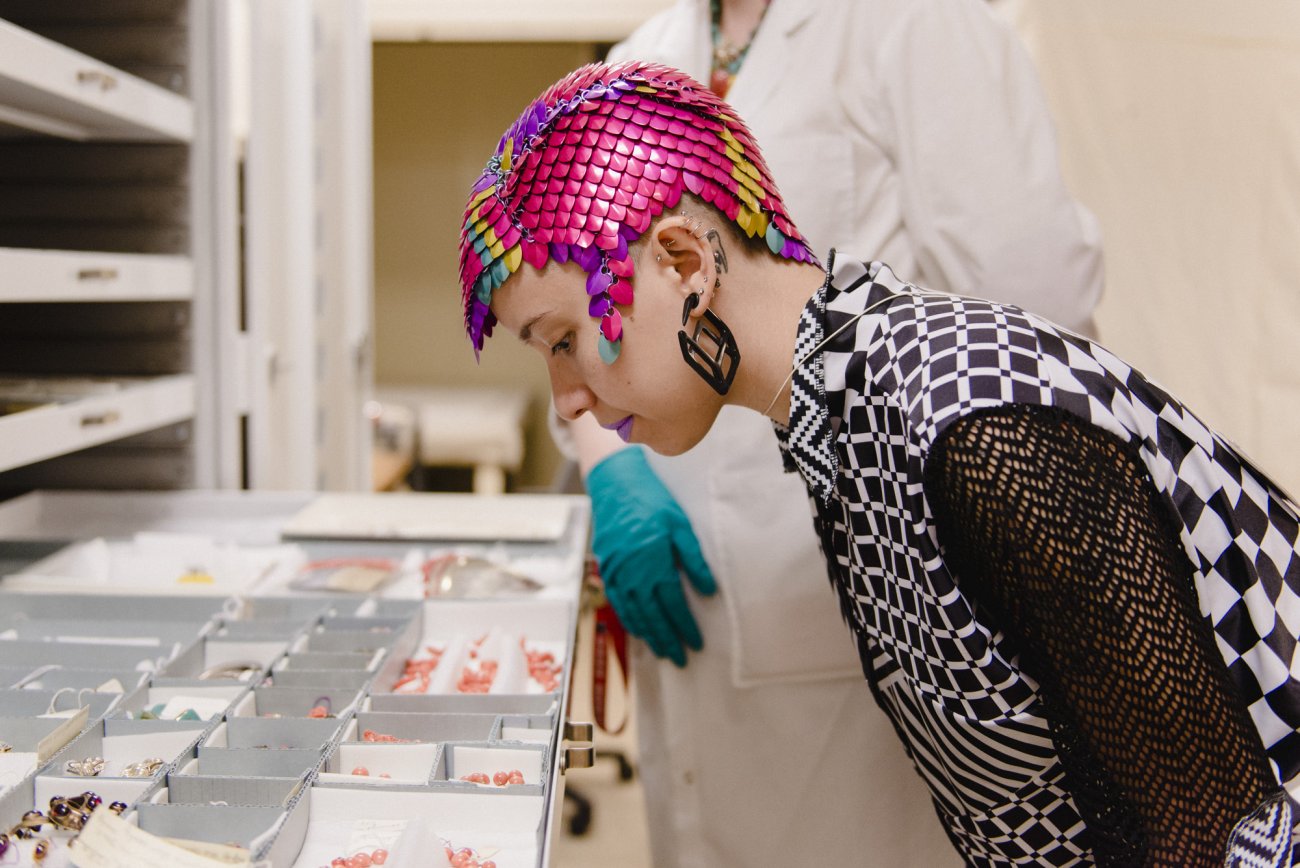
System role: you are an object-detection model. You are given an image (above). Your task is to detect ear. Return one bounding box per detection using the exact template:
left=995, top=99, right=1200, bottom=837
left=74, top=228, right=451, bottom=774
left=648, top=216, right=720, bottom=321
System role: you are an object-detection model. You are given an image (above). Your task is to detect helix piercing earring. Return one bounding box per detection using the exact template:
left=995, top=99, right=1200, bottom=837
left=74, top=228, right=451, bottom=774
left=678, top=289, right=740, bottom=395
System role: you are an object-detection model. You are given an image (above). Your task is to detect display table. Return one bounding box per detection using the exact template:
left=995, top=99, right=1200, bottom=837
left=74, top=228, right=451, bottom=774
left=0, top=490, right=591, bottom=867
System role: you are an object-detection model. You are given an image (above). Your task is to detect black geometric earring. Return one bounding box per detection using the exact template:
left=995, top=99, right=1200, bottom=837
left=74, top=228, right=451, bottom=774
left=678, top=291, right=740, bottom=395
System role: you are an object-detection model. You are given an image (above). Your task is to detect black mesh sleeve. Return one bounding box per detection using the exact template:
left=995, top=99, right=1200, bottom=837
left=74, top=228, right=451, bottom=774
left=923, top=404, right=1279, bottom=867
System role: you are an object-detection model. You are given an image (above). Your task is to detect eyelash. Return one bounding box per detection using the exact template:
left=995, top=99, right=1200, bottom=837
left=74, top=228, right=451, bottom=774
left=549, top=333, right=573, bottom=356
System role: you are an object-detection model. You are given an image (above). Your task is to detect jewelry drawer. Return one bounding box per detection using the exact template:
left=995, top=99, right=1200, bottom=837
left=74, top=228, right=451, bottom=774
left=0, top=18, right=192, bottom=141
left=0, top=248, right=191, bottom=303
left=0, top=373, right=195, bottom=474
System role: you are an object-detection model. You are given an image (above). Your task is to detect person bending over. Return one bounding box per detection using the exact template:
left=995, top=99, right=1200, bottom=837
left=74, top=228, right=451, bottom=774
left=458, top=62, right=1298, bottom=866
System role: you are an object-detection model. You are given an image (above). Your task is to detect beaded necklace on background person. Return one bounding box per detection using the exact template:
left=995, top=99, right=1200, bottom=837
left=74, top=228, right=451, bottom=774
left=709, top=0, right=773, bottom=98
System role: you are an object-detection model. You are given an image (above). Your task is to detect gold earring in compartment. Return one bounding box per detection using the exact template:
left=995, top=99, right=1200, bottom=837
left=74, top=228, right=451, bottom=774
left=65, top=757, right=105, bottom=777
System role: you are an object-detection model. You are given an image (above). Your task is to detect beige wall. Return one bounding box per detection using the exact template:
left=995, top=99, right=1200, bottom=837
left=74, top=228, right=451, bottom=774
left=996, top=0, right=1300, bottom=497
left=372, top=42, right=599, bottom=490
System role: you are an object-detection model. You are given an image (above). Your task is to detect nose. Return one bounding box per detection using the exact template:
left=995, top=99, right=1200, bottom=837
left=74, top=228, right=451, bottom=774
left=549, top=362, right=596, bottom=422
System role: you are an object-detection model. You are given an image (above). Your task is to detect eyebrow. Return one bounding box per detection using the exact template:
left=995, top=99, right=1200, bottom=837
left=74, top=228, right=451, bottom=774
left=518, top=314, right=544, bottom=344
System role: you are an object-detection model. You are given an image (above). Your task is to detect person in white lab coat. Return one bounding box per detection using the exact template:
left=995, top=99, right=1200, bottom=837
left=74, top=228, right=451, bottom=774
left=555, top=1, right=1103, bottom=865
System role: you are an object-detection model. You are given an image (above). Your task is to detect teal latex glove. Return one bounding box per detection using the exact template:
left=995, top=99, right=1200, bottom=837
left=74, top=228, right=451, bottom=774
left=586, top=446, right=717, bottom=667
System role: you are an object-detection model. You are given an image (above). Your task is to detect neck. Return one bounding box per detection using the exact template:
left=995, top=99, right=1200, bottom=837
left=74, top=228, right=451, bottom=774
left=718, top=0, right=771, bottom=47
left=711, top=251, right=825, bottom=424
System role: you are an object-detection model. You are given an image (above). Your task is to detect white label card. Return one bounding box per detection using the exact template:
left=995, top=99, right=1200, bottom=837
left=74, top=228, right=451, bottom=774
left=71, top=809, right=252, bottom=867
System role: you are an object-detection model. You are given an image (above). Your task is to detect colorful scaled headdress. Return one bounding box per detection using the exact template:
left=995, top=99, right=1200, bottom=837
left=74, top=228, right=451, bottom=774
left=459, top=61, right=816, bottom=361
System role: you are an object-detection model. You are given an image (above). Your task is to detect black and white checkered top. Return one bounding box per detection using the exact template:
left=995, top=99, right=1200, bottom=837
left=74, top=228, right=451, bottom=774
left=773, top=253, right=1300, bottom=866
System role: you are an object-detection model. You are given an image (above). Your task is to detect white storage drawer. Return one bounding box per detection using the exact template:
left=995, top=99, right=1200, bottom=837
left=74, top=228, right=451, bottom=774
left=0, top=374, right=195, bottom=472
left=0, top=247, right=191, bottom=302
left=0, top=17, right=192, bottom=141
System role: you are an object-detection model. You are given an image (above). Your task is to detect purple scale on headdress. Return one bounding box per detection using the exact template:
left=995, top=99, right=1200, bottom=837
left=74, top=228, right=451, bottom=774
left=586, top=268, right=613, bottom=297
left=459, top=61, right=815, bottom=358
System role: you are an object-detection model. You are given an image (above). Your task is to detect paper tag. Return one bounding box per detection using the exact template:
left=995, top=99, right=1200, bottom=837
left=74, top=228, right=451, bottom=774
left=165, top=839, right=255, bottom=863
left=70, top=809, right=252, bottom=867
left=97, top=678, right=126, bottom=694
left=37, top=705, right=88, bottom=763
left=346, top=818, right=408, bottom=854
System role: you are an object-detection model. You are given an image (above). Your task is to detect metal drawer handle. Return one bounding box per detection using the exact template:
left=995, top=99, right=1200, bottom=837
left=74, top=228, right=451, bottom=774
left=564, top=721, right=594, bottom=742
left=560, top=744, right=595, bottom=774
left=76, top=70, right=118, bottom=92
left=77, top=268, right=119, bottom=281
left=80, top=410, right=121, bottom=427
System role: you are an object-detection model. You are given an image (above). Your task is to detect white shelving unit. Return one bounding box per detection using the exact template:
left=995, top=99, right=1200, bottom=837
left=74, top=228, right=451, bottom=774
left=0, top=17, right=193, bottom=141
left=369, top=0, right=674, bottom=42
left=0, top=0, right=235, bottom=494
left=0, top=248, right=192, bottom=302
left=0, top=375, right=195, bottom=474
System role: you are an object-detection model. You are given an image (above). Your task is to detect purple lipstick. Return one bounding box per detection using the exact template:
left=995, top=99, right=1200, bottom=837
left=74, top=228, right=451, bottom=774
left=602, top=415, right=634, bottom=443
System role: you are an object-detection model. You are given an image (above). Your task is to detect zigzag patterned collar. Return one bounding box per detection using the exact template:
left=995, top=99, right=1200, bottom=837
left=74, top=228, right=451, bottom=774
left=773, top=253, right=890, bottom=502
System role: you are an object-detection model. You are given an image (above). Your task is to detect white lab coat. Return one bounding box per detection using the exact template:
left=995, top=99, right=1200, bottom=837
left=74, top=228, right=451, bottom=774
left=605, top=1, right=1104, bottom=866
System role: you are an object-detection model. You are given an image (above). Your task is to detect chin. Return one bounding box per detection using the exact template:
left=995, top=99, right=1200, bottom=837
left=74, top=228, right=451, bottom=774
left=639, top=426, right=708, bottom=458
left=645, top=440, right=688, bottom=457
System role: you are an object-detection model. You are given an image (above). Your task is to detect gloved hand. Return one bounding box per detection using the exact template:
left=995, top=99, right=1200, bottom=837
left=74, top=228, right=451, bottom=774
left=586, top=446, right=717, bottom=667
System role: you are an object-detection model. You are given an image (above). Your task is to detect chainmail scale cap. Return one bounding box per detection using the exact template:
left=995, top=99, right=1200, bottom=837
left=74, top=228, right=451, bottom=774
left=459, top=61, right=816, bottom=360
